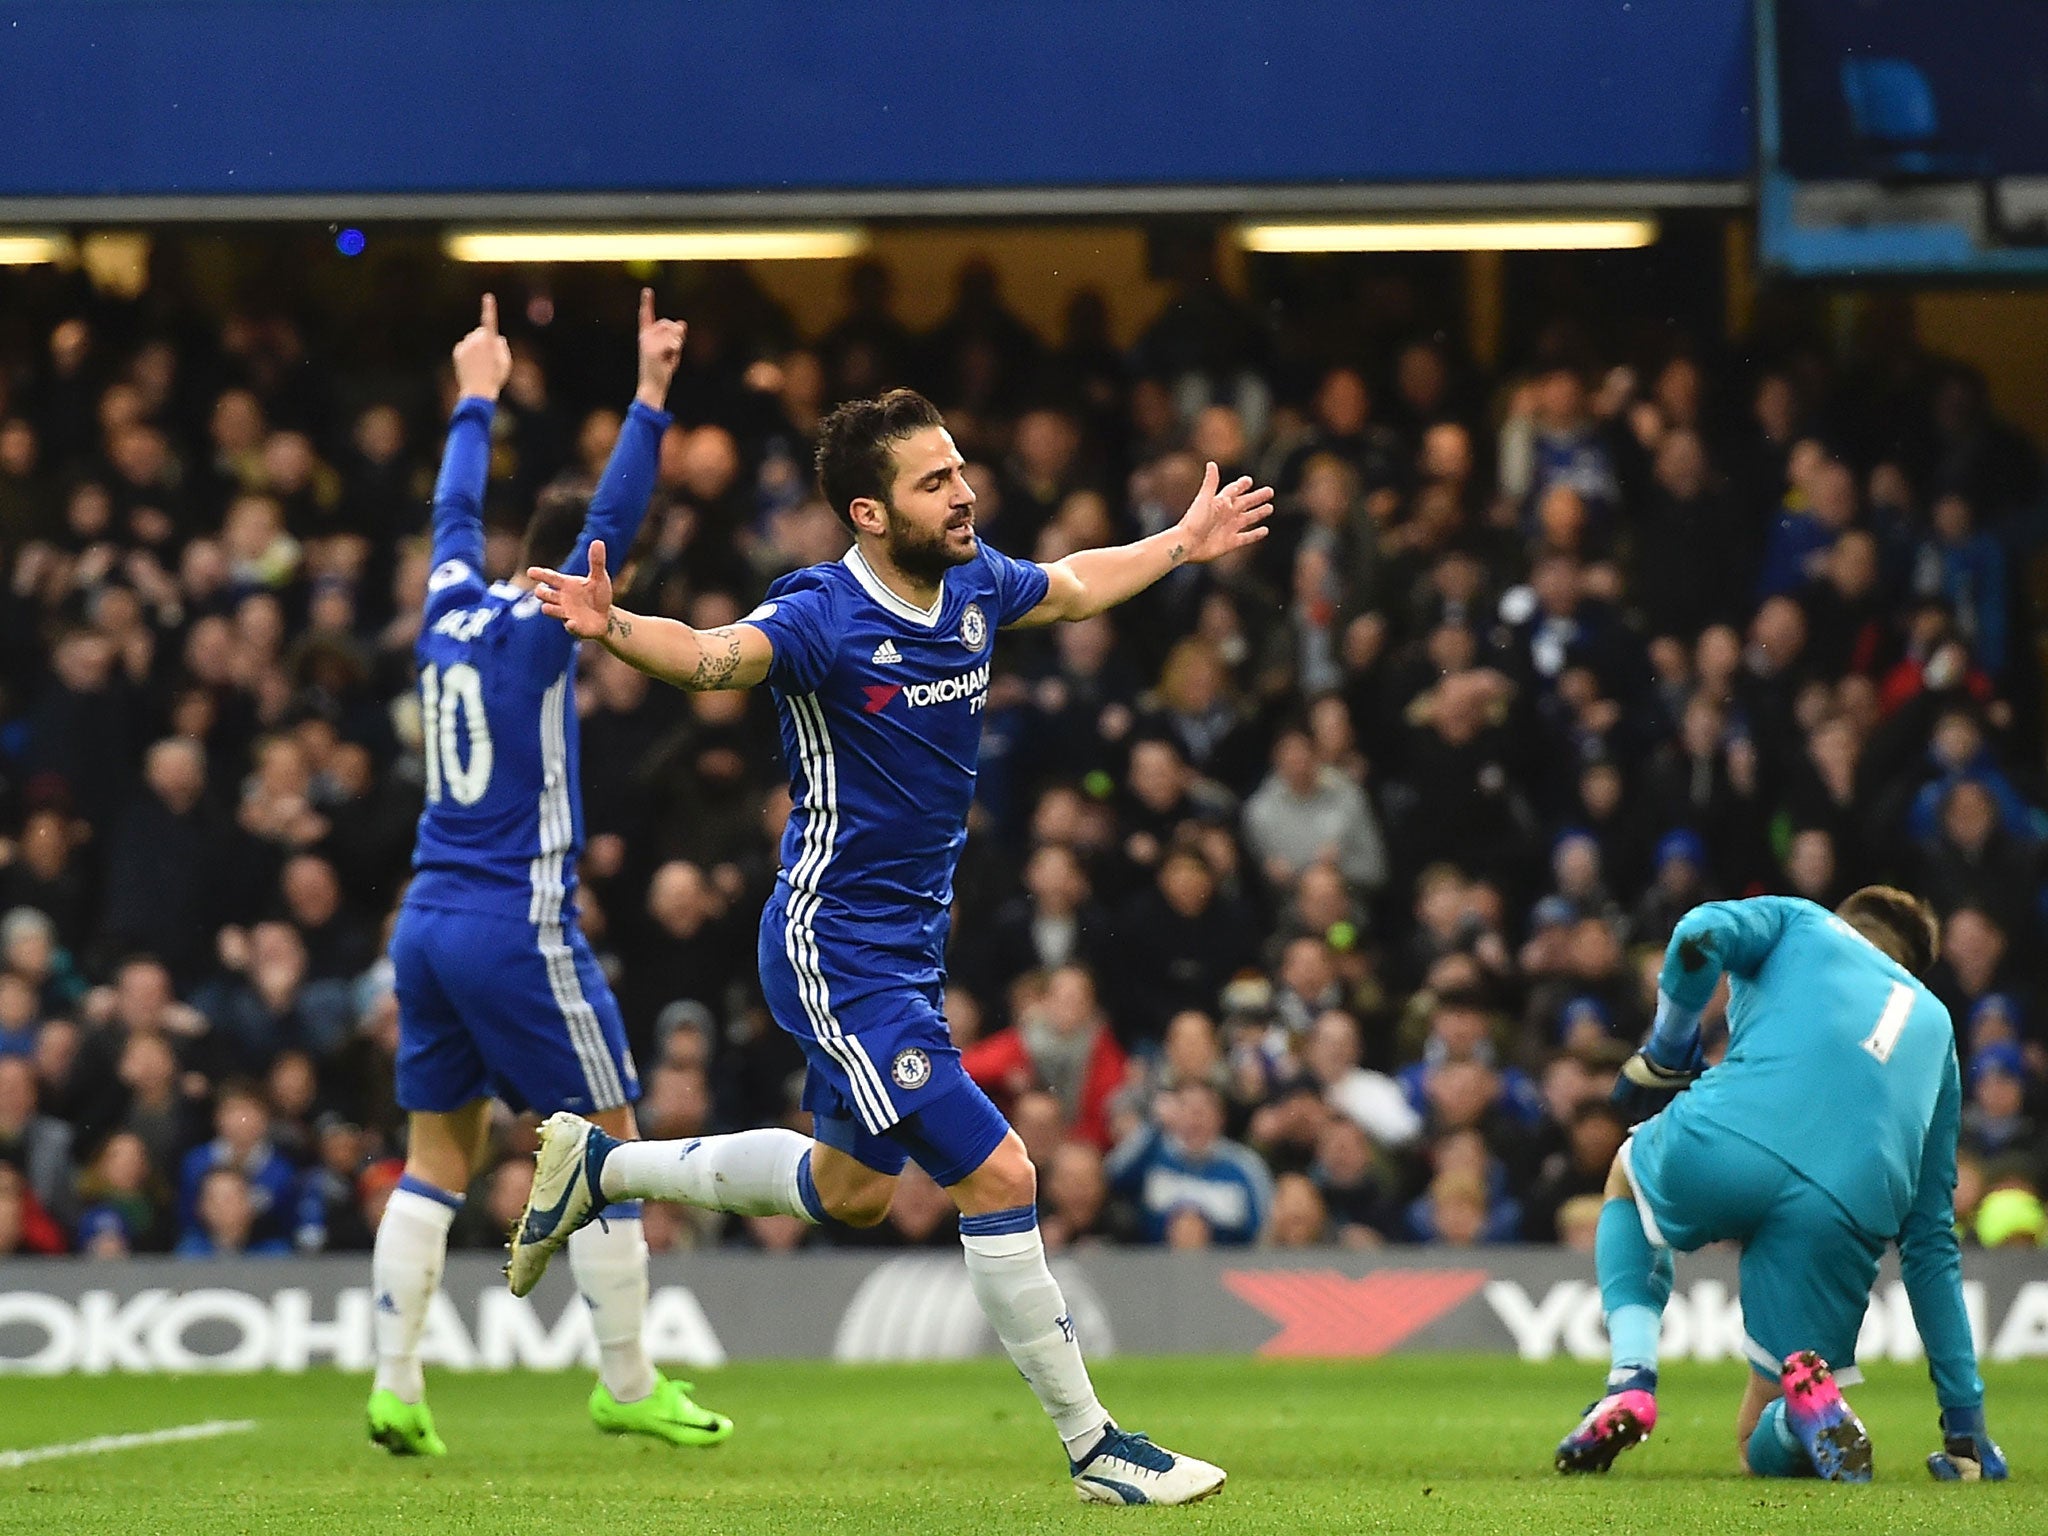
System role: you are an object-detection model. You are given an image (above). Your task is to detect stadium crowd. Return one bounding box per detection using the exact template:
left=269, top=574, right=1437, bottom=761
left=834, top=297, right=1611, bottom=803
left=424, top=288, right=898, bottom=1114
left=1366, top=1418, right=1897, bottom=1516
left=2, top=251, right=2047, bottom=1261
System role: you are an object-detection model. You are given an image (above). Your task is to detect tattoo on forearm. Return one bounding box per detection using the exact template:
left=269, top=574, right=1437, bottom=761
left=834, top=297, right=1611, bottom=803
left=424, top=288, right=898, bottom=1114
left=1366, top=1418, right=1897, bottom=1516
left=687, top=625, right=745, bottom=689
left=606, top=612, right=633, bottom=642
left=1169, top=542, right=1187, bottom=565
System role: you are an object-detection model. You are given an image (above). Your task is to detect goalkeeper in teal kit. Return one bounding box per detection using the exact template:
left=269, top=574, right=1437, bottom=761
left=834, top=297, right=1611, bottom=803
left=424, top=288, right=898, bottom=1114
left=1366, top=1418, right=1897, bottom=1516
left=1555, top=886, right=2006, bottom=1483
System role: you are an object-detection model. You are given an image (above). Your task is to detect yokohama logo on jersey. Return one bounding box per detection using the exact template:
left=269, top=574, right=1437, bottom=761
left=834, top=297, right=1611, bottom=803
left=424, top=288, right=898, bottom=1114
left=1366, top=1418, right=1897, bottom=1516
left=863, top=662, right=990, bottom=713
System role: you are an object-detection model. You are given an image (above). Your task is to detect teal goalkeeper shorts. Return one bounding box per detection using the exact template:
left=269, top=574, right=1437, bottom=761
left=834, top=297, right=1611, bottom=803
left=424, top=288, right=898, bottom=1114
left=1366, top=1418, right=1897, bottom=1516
left=1619, top=1097, right=1886, bottom=1384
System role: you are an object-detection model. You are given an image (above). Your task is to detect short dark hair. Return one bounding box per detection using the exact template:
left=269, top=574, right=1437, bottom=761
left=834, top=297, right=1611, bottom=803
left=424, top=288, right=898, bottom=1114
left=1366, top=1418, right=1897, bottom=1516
left=1837, top=885, right=1941, bottom=975
left=214, top=1077, right=267, bottom=1111
left=814, top=389, right=945, bottom=531
left=522, top=484, right=591, bottom=572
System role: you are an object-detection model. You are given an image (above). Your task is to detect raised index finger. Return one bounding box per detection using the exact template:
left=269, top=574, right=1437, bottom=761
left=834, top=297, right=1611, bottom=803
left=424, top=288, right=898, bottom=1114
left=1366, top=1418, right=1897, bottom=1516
left=639, top=287, right=655, bottom=332
left=479, top=293, right=498, bottom=334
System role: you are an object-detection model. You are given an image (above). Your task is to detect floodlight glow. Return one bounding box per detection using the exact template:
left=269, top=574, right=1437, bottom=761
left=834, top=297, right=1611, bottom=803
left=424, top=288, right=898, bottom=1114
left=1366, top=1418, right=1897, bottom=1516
left=0, top=234, right=71, bottom=264
left=1237, top=218, right=1659, bottom=253
left=443, top=228, right=869, bottom=262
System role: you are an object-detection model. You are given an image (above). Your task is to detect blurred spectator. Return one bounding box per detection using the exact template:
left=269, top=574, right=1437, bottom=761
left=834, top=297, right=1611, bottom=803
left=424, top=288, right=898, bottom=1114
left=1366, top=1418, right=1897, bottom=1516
left=963, top=966, right=1127, bottom=1151
left=195, top=921, right=353, bottom=1068
left=1407, top=1128, right=1521, bottom=1242
left=1767, top=453, right=1855, bottom=595
left=1299, top=1009, right=1421, bottom=1149
left=1632, top=829, right=1711, bottom=947
left=1524, top=1103, right=1627, bottom=1242
left=2, top=815, right=95, bottom=949
left=1913, top=495, right=2008, bottom=676
left=967, top=842, right=1113, bottom=1003
left=300, top=1115, right=374, bottom=1253
left=4, top=904, right=90, bottom=1018
left=1242, top=729, right=1388, bottom=894
left=1041, top=1140, right=1114, bottom=1250
left=99, top=738, right=230, bottom=981
left=1267, top=1171, right=1330, bottom=1247
left=74, top=1129, right=170, bottom=1254
left=177, top=1081, right=299, bottom=1247
left=0, top=1162, right=67, bottom=1254
left=0, top=1054, right=74, bottom=1227
left=1107, top=1081, right=1273, bottom=1246
left=1961, top=1045, right=2039, bottom=1168
left=177, top=1165, right=291, bottom=1257
left=1555, top=1192, right=1606, bottom=1252
left=1112, top=847, right=1256, bottom=1045
left=1500, top=364, right=1620, bottom=538
left=1308, top=1114, right=1404, bottom=1244
left=0, top=971, right=37, bottom=1057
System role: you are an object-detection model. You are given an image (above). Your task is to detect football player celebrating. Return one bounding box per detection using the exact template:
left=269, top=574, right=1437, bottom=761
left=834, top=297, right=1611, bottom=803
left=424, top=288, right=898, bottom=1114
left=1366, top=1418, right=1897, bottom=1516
left=512, top=387, right=1271, bottom=1504
left=369, top=294, right=730, bottom=1456
left=1556, top=887, right=2005, bottom=1484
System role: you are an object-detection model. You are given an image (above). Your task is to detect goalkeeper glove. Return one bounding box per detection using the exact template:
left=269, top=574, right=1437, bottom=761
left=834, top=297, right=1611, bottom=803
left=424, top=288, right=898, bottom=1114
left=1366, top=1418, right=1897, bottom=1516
left=1611, top=1042, right=1705, bottom=1124
left=1927, top=1407, right=2007, bottom=1482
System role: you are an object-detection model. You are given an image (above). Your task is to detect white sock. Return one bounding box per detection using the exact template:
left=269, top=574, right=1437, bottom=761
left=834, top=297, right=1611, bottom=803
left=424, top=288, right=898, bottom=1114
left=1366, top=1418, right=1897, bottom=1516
left=372, top=1181, right=460, bottom=1403
left=960, top=1214, right=1111, bottom=1459
left=601, top=1129, right=820, bottom=1221
left=569, top=1212, right=657, bottom=1403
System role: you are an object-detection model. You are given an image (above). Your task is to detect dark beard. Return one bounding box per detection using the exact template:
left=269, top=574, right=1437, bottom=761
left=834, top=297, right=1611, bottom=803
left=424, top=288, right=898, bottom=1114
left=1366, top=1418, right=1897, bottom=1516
left=883, top=502, right=976, bottom=585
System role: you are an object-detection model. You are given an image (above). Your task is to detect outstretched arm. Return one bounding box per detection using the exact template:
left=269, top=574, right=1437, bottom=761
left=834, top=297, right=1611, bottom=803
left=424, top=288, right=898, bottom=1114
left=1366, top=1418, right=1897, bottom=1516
left=1009, top=460, right=1273, bottom=627
left=428, top=294, right=513, bottom=580
left=562, top=289, right=685, bottom=577
left=529, top=539, right=772, bottom=691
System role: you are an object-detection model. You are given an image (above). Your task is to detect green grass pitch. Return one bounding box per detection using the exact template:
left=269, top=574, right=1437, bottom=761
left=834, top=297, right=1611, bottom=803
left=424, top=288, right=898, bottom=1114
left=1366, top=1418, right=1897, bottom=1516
left=1, top=1358, right=2039, bottom=1535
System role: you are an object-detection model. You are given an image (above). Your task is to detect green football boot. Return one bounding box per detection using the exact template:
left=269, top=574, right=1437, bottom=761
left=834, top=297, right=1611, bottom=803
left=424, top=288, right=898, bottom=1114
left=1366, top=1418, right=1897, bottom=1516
left=589, top=1373, right=733, bottom=1447
left=367, top=1388, right=448, bottom=1456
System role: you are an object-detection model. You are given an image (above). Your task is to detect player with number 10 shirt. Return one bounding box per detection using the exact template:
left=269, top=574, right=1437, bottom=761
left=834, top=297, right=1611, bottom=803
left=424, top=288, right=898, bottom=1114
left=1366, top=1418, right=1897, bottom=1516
left=369, top=293, right=729, bottom=1459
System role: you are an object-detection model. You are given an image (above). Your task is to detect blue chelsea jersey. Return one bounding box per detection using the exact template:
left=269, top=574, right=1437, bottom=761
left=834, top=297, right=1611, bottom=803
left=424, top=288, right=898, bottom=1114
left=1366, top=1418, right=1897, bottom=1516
left=405, top=397, right=667, bottom=919
left=745, top=543, right=1049, bottom=983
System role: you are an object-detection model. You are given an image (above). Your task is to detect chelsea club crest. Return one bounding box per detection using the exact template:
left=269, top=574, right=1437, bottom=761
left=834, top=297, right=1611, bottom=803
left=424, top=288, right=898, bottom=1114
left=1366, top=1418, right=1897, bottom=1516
left=891, top=1047, right=932, bottom=1090
left=959, top=602, right=987, bottom=651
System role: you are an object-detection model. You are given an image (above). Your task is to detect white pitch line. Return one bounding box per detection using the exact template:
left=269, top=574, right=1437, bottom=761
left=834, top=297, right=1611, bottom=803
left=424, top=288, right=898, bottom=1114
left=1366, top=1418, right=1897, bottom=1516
left=0, top=1418, right=257, bottom=1469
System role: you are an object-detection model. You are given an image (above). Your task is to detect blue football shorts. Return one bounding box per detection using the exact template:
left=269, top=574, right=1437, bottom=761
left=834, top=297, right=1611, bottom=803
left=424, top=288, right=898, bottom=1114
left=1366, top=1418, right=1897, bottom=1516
left=390, top=902, right=640, bottom=1116
left=1621, top=1096, right=1885, bottom=1383
left=757, top=893, right=1008, bottom=1188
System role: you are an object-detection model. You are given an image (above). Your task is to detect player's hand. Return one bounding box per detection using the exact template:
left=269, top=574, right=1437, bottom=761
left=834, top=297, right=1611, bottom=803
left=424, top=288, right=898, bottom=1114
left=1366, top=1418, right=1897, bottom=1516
left=529, top=538, right=614, bottom=641
left=1927, top=1408, right=2008, bottom=1482
left=1610, top=1047, right=1704, bottom=1124
left=1170, top=461, right=1275, bottom=565
left=634, top=287, right=687, bottom=408
left=452, top=293, right=514, bottom=402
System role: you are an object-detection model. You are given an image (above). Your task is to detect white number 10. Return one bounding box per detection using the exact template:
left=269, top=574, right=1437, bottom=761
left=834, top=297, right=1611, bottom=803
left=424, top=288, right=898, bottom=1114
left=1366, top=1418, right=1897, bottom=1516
left=421, top=661, right=493, bottom=806
left=1862, top=981, right=1914, bottom=1064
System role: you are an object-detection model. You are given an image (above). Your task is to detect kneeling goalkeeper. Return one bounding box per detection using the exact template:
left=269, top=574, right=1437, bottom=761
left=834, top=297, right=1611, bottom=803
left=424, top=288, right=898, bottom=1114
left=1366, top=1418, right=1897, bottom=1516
left=1555, top=886, right=2006, bottom=1484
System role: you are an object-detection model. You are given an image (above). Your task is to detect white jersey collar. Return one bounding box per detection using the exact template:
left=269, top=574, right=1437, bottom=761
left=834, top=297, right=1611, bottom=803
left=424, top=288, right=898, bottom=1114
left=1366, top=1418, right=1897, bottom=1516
left=843, top=546, right=943, bottom=628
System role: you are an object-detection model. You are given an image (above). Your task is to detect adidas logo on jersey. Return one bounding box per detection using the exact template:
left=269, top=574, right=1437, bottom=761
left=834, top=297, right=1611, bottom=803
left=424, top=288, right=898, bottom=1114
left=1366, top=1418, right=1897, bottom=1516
left=871, top=639, right=904, bottom=665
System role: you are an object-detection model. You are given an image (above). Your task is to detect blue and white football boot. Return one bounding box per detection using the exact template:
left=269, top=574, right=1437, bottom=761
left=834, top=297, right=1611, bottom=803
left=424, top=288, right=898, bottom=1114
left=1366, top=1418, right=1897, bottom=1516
left=1070, top=1426, right=1227, bottom=1505
left=506, top=1111, right=618, bottom=1296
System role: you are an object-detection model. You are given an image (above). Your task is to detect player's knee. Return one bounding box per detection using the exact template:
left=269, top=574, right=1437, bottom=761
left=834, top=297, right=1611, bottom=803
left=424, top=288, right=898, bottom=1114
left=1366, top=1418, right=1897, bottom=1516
left=1604, top=1155, right=1634, bottom=1202
left=831, top=1196, right=897, bottom=1236
left=822, top=1172, right=896, bottom=1228
left=978, top=1139, right=1037, bottom=1211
